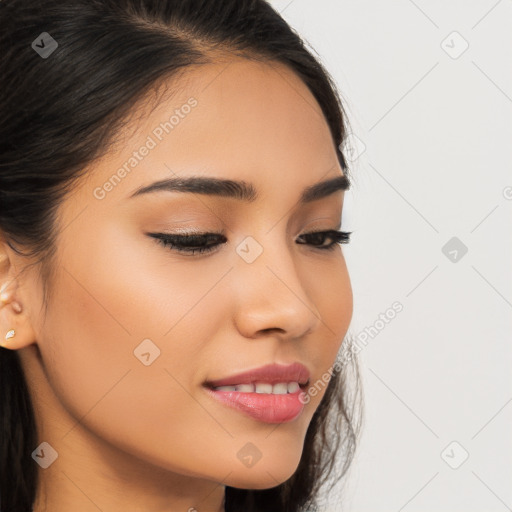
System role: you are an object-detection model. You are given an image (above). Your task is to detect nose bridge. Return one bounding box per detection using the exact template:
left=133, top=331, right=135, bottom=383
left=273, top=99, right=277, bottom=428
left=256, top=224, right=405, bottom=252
left=230, top=229, right=321, bottom=338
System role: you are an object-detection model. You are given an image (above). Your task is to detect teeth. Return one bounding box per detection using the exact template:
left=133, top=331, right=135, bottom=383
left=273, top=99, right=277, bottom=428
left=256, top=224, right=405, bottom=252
left=214, top=386, right=237, bottom=392
left=255, top=382, right=273, bottom=393
left=213, top=382, right=302, bottom=394
left=272, top=383, right=288, bottom=395
left=235, top=384, right=254, bottom=392
left=287, top=382, right=300, bottom=393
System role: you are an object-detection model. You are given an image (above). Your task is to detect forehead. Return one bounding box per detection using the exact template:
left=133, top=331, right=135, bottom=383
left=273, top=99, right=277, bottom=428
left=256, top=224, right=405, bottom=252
left=80, top=56, right=342, bottom=206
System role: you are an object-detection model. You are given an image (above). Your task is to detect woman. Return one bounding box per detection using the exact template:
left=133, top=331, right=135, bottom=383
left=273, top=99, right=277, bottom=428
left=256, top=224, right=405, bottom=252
left=0, top=1, right=363, bottom=510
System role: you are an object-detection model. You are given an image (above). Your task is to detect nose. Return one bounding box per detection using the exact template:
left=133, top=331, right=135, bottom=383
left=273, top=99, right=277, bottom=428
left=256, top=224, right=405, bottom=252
left=230, top=235, right=322, bottom=341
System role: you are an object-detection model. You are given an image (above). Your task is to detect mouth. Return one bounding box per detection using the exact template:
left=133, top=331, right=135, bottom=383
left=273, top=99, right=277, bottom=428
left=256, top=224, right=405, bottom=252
left=201, top=362, right=310, bottom=423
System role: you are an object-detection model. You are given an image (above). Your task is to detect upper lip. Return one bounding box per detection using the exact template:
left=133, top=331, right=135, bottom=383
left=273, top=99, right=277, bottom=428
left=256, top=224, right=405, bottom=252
left=204, top=362, right=311, bottom=389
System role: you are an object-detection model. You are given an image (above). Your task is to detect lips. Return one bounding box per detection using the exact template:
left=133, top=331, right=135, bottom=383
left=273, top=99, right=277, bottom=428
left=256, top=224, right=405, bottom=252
left=203, top=362, right=310, bottom=389
left=204, top=386, right=306, bottom=423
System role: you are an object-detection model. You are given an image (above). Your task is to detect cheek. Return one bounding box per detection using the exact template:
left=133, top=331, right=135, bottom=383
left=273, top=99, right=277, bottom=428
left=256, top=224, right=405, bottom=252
left=303, top=253, right=353, bottom=351
left=298, top=254, right=352, bottom=406
left=320, top=260, right=352, bottom=335
left=37, top=223, right=242, bottom=474
left=45, top=217, right=220, bottom=395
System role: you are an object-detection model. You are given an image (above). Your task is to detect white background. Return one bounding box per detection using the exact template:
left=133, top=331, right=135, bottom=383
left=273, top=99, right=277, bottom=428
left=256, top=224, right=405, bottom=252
left=271, top=1, right=512, bottom=511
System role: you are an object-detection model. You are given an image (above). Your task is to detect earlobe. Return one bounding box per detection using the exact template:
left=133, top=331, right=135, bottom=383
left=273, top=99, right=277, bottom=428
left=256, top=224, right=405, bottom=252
left=0, top=238, right=38, bottom=350
left=0, top=284, right=36, bottom=350
left=0, top=316, right=36, bottom=351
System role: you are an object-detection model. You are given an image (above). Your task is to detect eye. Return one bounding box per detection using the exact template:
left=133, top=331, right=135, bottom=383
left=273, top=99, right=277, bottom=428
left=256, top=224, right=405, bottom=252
left=147, top=230, right=352, bottom=256
left=147, top=232, right=226, bottom=255
left=296, top=229, right=351, bottom=250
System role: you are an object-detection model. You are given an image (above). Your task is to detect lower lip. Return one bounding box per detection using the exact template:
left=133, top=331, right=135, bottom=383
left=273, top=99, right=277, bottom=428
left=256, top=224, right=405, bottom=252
left=204, top=386, right=307, bottom=423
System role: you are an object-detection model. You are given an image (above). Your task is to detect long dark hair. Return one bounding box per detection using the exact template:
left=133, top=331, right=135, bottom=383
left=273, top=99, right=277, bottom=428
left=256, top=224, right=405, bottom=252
left=0, top=1, right=363, bottom=510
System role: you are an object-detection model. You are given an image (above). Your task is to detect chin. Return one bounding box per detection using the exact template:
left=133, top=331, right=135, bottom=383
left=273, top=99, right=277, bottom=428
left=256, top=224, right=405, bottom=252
left=225, top=461, right=300, bottom=490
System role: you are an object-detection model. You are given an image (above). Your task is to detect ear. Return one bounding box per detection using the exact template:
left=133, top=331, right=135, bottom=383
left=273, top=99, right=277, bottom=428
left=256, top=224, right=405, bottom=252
left=0, top=237, right=37, bottom=351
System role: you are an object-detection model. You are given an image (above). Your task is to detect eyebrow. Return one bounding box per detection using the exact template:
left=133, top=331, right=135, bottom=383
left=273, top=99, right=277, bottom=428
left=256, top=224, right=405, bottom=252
left=129, top=173, right=350, bottom=203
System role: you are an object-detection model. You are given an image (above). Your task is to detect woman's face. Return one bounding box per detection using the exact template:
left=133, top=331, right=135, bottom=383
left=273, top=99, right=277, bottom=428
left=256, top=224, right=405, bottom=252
left=17, top=57, right=352, bottom=503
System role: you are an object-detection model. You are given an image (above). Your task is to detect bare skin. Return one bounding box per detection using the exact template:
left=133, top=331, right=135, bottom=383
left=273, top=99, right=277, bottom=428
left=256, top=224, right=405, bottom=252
left=0, top=56, right=352, bottom=512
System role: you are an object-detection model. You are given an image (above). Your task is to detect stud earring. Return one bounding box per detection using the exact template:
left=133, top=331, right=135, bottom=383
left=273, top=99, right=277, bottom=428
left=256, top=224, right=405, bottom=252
left=5, top=329, right=15, bottom=341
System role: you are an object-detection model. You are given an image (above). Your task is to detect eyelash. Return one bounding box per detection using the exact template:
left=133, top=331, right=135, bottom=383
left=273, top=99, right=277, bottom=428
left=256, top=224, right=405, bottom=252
left=147, top=230, right=352, bottom=256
